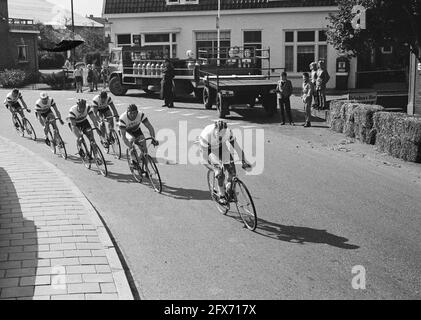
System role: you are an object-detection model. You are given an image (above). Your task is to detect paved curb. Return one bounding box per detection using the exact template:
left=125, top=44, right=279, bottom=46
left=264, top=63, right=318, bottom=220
left=0, top=136, right=134, bottom=300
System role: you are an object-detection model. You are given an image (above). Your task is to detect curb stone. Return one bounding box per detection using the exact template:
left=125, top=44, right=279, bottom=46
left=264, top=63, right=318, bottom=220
left=0, top=136, right=134, bottom=300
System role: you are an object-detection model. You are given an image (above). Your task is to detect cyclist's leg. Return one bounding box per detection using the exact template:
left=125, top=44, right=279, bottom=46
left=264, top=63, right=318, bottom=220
left=208, top=152, right=225, bottom=197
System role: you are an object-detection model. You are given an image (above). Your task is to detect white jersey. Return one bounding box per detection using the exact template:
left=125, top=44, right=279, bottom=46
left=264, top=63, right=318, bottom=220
left=4, top=91, right=23, bottom=105
left=68, top=105, right=93, bottom=124
left=35, top=98, right=56, bottom=113
left=119, top=111, right=147, bottom=134
left=199, top=124, right=235, bottom=149
left=92, top=95, right=113, bottom=110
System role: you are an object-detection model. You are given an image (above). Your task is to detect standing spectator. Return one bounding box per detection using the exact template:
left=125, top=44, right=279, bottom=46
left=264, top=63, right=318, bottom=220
left=276, top=72, right=294, bottom=126
left=310, top=62, right=319, bottom=109
left=161, top=58, right=175, bottom=108
left=87, top=64, right=94, bottom=92
left=74, top=66, right=83, bottom=93
left=93, top=66, right=99, bottom=91
left=302, top=72, right=314, bottom=128
left=100, top=65, right=109, bottom=90
left=316, top=60, right=330, bottom=109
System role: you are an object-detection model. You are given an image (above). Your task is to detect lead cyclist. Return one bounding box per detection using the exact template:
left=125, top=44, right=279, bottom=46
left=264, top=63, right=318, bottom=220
left=199, top=120, right=252, bottom=205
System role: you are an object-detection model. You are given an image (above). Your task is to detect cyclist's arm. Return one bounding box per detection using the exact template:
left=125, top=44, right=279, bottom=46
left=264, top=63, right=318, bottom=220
left=51, top=103, right=62, bottom=120
left=88, top=110, right=99, bottom=129
left=142, top=118, right=156, bottom=140
left=119, top=127, right=131, bottom=148
left=19, top=97, right=29, bottom=111
left=109, top=102, right=119, bottom=118
left=69, top=118, right=82, bottom=138
left=231, top=138, right=250, bottom=166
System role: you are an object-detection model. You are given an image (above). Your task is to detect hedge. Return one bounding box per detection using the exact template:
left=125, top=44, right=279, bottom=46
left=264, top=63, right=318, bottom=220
left=0, top=69, right=40, bottom=88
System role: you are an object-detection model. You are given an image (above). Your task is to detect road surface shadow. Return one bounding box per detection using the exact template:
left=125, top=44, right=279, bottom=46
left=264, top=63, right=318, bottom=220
left=106, top=171, right=138, bottom=184
left=253, top=217, right=359, bottom=249
left=0, top=167, right=38, bottom=300
left=161, top=183, right=211, bottom=200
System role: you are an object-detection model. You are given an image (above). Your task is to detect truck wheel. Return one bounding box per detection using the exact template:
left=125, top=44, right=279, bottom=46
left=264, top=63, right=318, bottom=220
left=193, top=88, right=204, bottom=101
left=203, top=86, right=215, bottom=109
left=109, top=77, right=128, bottom=96
left=216, top=92, right=228, bottom=119
left=262, top=94, right=277, bottom=117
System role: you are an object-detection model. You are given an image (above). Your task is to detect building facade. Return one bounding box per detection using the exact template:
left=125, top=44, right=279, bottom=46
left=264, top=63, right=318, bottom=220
left=103, top=0, right=360, bottom=89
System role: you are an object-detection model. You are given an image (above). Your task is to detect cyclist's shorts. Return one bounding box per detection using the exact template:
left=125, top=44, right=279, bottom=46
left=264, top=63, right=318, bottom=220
left=126, top=128, right=144, bottom=144
left=98, top=108, right=112, bottom=119
left=75, top=119, right=92, bottom=135
left=7, top=102, right=22, bottom=112
left=37, top=109, right=54, bottom=121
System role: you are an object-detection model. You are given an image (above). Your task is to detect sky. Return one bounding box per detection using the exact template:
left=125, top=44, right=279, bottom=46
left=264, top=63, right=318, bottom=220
left=46, top=0, right=104, bottom=17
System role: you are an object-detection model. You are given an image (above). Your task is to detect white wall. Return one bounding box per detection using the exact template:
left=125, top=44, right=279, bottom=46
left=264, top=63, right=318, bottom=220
left=107, top=9, right=355, bottom=89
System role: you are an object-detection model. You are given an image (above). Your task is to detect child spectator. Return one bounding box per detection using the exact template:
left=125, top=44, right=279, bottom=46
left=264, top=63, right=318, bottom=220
left=87, top=64, right=94, bottom=92
left=93, top=66, right=99, bottom=91
left=74, top=66, right=83, bottom=93
left=316, top=60, right=330, bottom=109
left=302, top=72, right=314, bottom=127
left=100, top=66, right=110, bottom=90
left=310, top=62, right=319, bottom=109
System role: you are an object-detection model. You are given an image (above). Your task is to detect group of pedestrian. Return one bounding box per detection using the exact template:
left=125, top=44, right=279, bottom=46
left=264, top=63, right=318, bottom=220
left=74, top=64, right=110, bottom=94
left=276, top=59, right=330, bottom=128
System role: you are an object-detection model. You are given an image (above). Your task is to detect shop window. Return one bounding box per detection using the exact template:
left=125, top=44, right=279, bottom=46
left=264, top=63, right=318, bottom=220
left=285, top=32, right=294, bottom=43
left=166, top=0, right=199, bottom=4
left=298, top=31, right=315, bottom=42
left=145, top=34, right=170, bottom=43
left=17, top=45, right=28, bottom=62
left=243, top=30, right=262, bottom=68
left=196, top=31, right=231, bottom=63
left=285, top=46, right=294, bottom=72
left=297, top=45, right=315, bottom=72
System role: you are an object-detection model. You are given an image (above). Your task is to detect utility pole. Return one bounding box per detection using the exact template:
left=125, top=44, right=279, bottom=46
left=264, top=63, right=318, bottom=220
left=71, top=0, right=75, bottom=68
left=217, top=0, right=220, bottom=67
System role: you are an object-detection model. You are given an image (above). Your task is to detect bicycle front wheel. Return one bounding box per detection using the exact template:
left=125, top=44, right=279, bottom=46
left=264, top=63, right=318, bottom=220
left=207, top=170, right=229, bottom=215
left=144, top=154, right=162, bottom=193
left=126, top=148, right=143, bottom=182
left=109, top=130, right=121, bottom=159
left=24, top=118, right=37, bottom=141
left=12, top=114, right=24, bottom=137
left=92, top=144, right=107, bottom=177
left=55, top=132, right=67, bottom=160
left=233, top=179, right=257, bottom=231
left=79, top=138, right=91, bottom=169
left=47, top=127, right=56, bottom=154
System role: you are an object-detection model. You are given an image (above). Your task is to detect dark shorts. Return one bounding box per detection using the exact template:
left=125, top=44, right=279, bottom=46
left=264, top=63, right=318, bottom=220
left=75, top=119, right=92, bottom=135
left=75, top=76, right=83, bottom=83
left=7, top=102, right=22, bottom=113
left=126, top=128, right=144, bottom=143
left=37, top=109, right=54, bottom=121
left=97, top=108, right=112, bottom=119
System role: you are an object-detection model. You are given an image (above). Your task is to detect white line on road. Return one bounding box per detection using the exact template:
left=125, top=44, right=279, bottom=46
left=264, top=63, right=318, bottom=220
left=155, top=109, right=166, bottom=112
left=142, top=107, right=152, bottom=110
left=196, top=116, right=210, bottom=119
left=241, top=126, right=257, bottom=129
left=227, top=123, right=241, bottom=126
left=168, top=111, right=180, bottom=114
left=182, top=113, right=195, bottom=116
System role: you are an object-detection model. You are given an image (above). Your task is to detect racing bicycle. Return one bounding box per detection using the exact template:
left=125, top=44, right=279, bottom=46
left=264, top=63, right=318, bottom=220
left=11, top=109, right=36, bottom=141
left=44, top=117, right=67, bottom=159
left=77, top=127, right=108, bottom=177
left=98, top=115, right=121, bottom=159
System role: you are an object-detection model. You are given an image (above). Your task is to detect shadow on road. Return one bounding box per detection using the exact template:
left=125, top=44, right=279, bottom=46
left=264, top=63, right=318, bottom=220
left=253, top=217, right=359, bottom=249
left=0, top=167, right=38, bottom=300
left=160, top=182, right=211, bottom=201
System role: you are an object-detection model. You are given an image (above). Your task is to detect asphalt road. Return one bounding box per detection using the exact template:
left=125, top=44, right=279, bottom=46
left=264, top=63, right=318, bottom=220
left=0, top=88, right=420, bottom=300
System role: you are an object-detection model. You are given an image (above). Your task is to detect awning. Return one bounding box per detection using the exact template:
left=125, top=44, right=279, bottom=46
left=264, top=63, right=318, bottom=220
left=40, top=40, right=84, bottom=52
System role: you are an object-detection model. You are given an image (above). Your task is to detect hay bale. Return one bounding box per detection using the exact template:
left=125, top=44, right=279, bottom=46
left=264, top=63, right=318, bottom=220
left=374, top=112, right=421, bottom=163
left=329, top=100, right=348, bottom=133
left=353, top=104, right=384, bottom=144
left=343, top=103, right=360, bottom=138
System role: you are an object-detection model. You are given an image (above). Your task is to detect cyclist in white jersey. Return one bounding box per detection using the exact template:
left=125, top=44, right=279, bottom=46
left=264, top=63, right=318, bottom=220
left=199, top=120, right=251, bottom=205
left=67, top=99, right=100, bottom=156
left=92, top=91, right=119, bottom=147
left=35, top=92, right=63, bottom=146
left=119, top=104, right=159, bottom=168
left=4, top=88, right=31, bottom=118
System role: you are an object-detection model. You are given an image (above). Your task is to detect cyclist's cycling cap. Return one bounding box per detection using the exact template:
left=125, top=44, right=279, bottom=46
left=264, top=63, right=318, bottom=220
left=127, top=104, right=138, bottom=112
left=40, top=92, right=48, bottom=99
left=77, top=99, right=87, bottom=107
left=215, top=120, right=227, bottom=131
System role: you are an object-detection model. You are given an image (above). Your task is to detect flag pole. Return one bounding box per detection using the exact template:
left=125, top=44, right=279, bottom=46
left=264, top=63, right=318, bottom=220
left=217, top=0, right=220, bottom=67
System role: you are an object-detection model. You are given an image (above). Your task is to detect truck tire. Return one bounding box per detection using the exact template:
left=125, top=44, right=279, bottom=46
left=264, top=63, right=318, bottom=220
left=216, top=92, right=228, bottom=119
left=203, top=86, right=215, bottom=109
left=109, top=77, right=128, bottom=96
left=262, top=93, right=277, bottom=117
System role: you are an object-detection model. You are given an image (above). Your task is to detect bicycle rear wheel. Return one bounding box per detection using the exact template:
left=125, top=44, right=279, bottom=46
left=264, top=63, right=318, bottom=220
left=207, top=170, right=229, bottom=215
left=79, top=138, right=91, bottom=169
left=126, top=148, right=143, bottom=183
left=109, top=130, right=121, bottom=159
left=233, top=179, right=257, bottom=231
left=24, top=118, right=37, bottom=141
left=144, top=154, right=162, bottom=193
left=55, top=132, right=67, bottom=160
left=12, top=114, right=24, bottom=137
left=92, top=143, right=107, bottom=177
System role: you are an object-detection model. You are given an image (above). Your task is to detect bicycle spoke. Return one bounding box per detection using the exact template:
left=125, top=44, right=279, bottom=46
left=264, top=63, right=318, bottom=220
left=92, top=144, right=107, bottom=177
left=127, top=148, right=142, bottom=182
left=234, top=180, right=257, bottom=231
left=145, top=155, right=162, bottom=193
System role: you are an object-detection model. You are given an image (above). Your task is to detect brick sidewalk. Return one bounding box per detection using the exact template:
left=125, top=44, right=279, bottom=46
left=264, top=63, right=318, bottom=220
left=0, top=137, right=133, bottom=300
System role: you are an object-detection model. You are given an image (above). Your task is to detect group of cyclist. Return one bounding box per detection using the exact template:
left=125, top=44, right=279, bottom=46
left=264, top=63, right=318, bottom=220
left=4, top=88, right=252, bottom=205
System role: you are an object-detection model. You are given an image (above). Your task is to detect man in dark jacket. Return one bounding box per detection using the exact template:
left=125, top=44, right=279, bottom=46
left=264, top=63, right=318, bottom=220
left=161, top=58, right=175, bottom=108
left=276, top=72, right=294, bottom=125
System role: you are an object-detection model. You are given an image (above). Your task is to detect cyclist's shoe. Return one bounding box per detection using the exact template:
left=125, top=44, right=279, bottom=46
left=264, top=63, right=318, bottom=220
left=78, top=148, right=86, bottom=158
left=141, top=170, right=149, bottom=178
left=130, top=160, right=139, bottom=169
left=109, top=136, right=115, bottom=144
left=96, top=158, right=103, bottom=166
left=45, top=137, right=50, bottom=146
left=103, top=141, right=109, bottom=148
left=242, top=161, right=252, bottom=171
left=218, top=195, right=228, bottom=206
left=58, top=141, right=64, bottom=149
left=14, top=122, right=20, bottom=129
